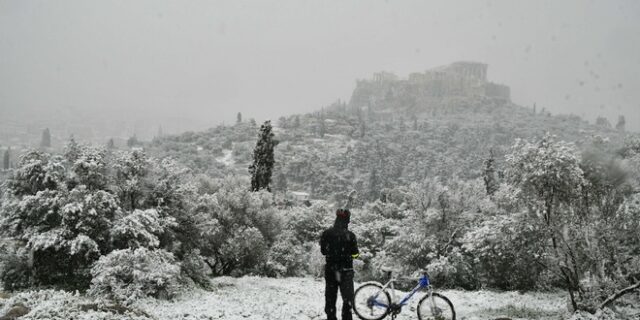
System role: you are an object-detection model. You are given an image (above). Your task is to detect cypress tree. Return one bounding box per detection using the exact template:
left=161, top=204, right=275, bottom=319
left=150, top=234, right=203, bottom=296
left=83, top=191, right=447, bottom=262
left=3, top=147, right=10, bottom=170
left=483, top=150, right=499, bottom=196
left=318, top=118, right=326, bottom=138
left=41, top=128, right=51, bottom=148
left=616, top=115, right=626, bottom=132
left=368, top=168, right=380, bottom=201
left=249, top=120, right=277, bottom=192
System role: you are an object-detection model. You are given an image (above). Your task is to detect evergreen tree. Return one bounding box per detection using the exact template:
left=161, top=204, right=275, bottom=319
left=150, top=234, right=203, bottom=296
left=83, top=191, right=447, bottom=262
left=65, top=137, right=82, bottom=163
left=367, top=168, right=380, bottom=201
left=127, top=135, right=139, bottom=148
left=596, top=116, right=612, bottom=128
left=318, top=118, right=326, bottom=138
left=249, top=120, right=277, bottom=192
left=278, top=116, right=291, bottom=129
left=616, top=115, right=626, bottom=131
left=237, top=112, right=242, bottom=124
left=293, top=115, right=300, bottom=128
left=482, top=150, right=499, bottom=196
left=40, top=128, right=51, bottom=148
left=3, top=147, right=9, bottom=170
left=360, top=122, right=366, bottom=138
left=107, top=138, right=115, bottom=149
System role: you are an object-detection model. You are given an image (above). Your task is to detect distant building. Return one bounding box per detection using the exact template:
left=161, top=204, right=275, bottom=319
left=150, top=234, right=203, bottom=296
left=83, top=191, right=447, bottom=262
left=290, top=191, right=310, bottom=202
left=351, top=61, right=511, bottom=109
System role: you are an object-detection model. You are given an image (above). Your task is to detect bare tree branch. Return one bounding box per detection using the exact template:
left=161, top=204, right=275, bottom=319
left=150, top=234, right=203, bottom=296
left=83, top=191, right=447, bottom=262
left=599, top=280, right=640, bottom=310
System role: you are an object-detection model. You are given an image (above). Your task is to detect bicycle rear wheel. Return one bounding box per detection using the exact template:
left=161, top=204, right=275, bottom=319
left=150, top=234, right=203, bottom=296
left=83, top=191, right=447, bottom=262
left=417, top=292, right=455, bottom=320
left=353, top=282, right=391, bottom=320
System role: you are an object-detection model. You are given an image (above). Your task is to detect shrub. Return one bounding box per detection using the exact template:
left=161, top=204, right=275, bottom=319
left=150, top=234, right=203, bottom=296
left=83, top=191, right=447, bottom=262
left=0, top=289, right=152, bottom=320
left=220, top=227, right=268, bottom=276
left=0, top=252, right=31, bottom=291
left=180, top=249, right=212, bottom=288
left=89, top=248, right=181, bottom=304
left=263, top=231, right=306, bottom=277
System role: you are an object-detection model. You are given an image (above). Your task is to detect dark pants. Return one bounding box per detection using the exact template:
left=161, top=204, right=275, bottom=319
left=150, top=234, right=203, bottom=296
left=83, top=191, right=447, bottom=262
left=325, top=264, right=354, bottom=320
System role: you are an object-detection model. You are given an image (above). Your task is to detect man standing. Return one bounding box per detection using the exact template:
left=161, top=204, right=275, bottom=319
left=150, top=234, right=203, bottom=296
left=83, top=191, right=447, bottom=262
left=320, top=209, right=360, bottom=320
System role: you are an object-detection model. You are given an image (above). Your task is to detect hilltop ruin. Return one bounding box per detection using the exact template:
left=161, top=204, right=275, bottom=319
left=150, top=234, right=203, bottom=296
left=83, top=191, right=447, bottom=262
left=349, top=62, right=510, bottom=110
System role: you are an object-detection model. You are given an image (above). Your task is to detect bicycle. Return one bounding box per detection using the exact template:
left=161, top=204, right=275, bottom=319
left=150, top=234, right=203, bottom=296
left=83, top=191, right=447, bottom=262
left=353, top=268, right=455, bottom=320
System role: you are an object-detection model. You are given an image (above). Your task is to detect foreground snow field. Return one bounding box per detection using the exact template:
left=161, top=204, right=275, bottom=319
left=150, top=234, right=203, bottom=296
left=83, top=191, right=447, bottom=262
left=136, top=277, right=568, bottom=320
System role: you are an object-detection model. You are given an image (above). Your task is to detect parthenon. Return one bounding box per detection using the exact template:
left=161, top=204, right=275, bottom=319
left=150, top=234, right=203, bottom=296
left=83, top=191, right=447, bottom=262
left=351, top=61, right=511, bottom=108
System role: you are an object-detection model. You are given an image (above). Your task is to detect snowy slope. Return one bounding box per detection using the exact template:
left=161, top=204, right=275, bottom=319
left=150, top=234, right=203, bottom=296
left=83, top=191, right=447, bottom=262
left=135, top=277, right=568, bottom=320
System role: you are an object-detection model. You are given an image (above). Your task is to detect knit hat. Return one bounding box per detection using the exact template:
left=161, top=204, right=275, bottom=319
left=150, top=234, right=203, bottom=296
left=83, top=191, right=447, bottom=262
left=336, top=209, right=351, bottom=223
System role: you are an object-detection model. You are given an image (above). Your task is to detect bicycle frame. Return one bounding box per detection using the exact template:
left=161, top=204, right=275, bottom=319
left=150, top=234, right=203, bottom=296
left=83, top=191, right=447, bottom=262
left=369, top=273, right=431, bottom=308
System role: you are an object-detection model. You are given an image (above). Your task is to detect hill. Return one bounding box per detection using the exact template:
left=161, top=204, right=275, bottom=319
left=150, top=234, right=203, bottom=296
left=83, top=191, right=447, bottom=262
left=148, top=62, right=627, bottom=203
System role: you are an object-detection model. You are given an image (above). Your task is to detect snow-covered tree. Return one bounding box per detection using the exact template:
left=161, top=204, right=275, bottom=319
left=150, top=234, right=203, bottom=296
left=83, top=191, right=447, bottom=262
left=506, top=134, right=584, bottom=226
left=40, top=128, right=51, bottom=148
left=0, top=146, right=192, bottom=290
left=249, top=120, right=277, bottom=192
left=64, top=137, right=81, bottom=164
left=192, top=176, right=278, bottom=276
left=127, top=135, right=139, bottom=148
left=4, top=150, right=65, bottom=197
left=70, top=147, right=108, bottom=190
left=110, top=209, right=175, bottom=250
left=113, top=150, right=149, bottom=210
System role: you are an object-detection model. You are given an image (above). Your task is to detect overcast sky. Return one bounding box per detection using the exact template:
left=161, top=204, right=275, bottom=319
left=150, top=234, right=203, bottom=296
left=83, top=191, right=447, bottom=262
left=1, top=0, right=639, bottom=132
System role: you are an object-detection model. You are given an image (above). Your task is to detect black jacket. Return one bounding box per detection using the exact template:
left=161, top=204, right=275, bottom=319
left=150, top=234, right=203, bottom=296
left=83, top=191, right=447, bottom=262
left=320, top=219, right=359, bottom=268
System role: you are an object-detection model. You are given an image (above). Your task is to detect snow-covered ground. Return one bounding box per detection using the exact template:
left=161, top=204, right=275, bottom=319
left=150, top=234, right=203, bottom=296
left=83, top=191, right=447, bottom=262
left=136, top=277, right=569, bottom=320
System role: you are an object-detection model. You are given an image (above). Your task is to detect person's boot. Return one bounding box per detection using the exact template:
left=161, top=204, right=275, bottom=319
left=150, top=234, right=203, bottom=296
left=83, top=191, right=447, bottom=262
left=325, top=306, right=338, bottom=320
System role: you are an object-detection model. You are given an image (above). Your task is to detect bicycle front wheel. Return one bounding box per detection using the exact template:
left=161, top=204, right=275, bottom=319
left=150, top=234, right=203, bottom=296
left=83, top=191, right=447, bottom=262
left=417, top=292, right=455, bottom=320
left=353, top=282, right=391, bottom=320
